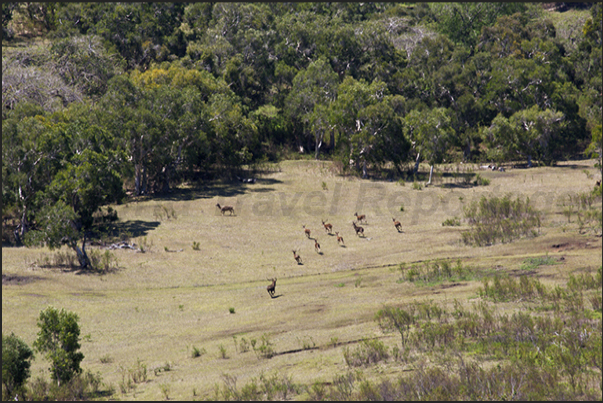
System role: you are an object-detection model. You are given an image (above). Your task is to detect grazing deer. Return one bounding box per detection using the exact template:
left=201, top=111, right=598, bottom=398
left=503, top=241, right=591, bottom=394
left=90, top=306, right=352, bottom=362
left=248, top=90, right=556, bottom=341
left=314, top=238, right=321, bottom=254
left=267, top=278, right=277, bottom=297
left=292, top=250, right=303, bottom=264
left=392, top=218, right=402, bottom=232
left=352, top=221, right=365, bottom=237
left=216, top=203, right=235, bottom=215
left=336, top=232, right=345, bottom=246
left=303, top=225, right=311, bottom=239
left=354, top=212, right=366, bottom=224
left=322, top=219, right=333, bottom=234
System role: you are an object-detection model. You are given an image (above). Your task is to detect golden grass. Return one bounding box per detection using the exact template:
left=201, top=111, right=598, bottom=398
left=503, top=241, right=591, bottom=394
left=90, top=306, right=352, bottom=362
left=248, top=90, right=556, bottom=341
left=2, top=159, right=602, bottom=400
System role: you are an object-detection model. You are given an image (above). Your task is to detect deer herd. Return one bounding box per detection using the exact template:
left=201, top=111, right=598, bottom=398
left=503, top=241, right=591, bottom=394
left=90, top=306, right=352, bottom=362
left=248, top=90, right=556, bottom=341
left=216, top=203, right=403, bottom=298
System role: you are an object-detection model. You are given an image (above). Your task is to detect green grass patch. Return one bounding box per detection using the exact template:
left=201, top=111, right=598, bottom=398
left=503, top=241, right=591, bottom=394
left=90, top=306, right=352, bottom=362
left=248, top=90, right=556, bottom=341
left=520, top=255, right=558, bottom=271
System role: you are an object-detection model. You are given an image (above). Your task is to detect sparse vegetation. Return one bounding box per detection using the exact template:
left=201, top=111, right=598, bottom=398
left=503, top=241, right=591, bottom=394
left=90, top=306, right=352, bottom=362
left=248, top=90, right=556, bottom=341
left=461, top=194, right=542, bottom=246
left=442, top=217, right=461, bottom=226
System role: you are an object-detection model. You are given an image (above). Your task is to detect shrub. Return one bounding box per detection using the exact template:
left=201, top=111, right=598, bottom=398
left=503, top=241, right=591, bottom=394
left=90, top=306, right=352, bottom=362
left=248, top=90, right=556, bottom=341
left=192, top=241, right=200, bottom=250
left=442, top=217, right=461, bottom=226
left=33, top=307, right=84, bottom=385
left=229, top=307, right=235, bottom=314
left=2, top=333, right=34, bottom=400
left=253, top=334, right=275, bottom=359
left=191, top=345, right=206, bottom=358
left=461, top=194, right=541, bottom=246
left=473, top=173, right=490, bottom=186
left=219, top=344, right=228, bottom=359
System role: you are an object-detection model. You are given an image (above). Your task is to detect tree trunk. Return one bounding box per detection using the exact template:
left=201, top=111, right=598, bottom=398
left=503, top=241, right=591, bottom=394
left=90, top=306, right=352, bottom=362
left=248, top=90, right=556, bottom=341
left=527, top=155, right=532, bottom=168
left=414, top=152, right=421, bottom=174
left=427, top=165, right=434, bottom=185
left=362, top=160, right=368, bottom=179
left=135, top=163, right=142, bottom=195
left=161, top=165, right=171, bottom=193
left=330, top=128, right=335, bottom=152
left=463, top=140, right=471, bottom=161
left=74, top=234, right=90, bottom=270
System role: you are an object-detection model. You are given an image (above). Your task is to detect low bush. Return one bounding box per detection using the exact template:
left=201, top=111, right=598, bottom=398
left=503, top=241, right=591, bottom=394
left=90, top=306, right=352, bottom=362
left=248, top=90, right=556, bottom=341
left=461, top=194, right=541, bottom=246
left=343, top=338, right=389, bottom=367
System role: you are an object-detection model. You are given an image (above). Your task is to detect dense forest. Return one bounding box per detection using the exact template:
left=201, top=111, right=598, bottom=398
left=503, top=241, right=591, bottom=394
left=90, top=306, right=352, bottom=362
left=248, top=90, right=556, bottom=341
left=2, top=3, right=602, bottom=254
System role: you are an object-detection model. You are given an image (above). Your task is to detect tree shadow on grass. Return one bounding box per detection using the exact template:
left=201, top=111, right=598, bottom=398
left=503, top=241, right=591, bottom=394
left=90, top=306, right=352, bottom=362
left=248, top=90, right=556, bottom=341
left=148, top=177, right=284, bottom=202
left=95, top=219, right=161, bottom=241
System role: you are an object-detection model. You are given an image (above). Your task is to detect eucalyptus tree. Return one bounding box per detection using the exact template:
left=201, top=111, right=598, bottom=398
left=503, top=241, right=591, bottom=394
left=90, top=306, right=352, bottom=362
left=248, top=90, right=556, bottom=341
left=483, top=106, right=565, bottom=167
left=404, top=107, right=454, bottom=184
left=285, top=57, right=338, bottom=158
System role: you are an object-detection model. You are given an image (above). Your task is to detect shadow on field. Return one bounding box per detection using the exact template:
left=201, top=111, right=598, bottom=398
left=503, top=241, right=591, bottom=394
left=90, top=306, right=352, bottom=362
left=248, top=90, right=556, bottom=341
left=150, top=177, right=284, bottom=202
left=111, top=220, right=161, bottom=238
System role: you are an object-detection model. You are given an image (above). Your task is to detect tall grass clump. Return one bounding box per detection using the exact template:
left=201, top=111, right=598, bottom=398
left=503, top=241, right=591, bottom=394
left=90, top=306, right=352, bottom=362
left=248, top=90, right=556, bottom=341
left=461, top=194, right=541, bottom=246
left=343, top=338, right=389, bottom=367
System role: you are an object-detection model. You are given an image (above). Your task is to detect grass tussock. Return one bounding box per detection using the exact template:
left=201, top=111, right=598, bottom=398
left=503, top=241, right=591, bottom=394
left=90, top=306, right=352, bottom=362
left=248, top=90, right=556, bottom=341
left=462, top=194, right=542, bottom=246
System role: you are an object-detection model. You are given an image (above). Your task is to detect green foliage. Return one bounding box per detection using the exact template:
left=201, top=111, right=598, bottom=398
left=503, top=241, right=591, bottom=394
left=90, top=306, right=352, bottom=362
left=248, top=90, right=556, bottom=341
left=473, top=173, right=490, bottom=186
left=28, top=369, right=105, bottom=401
left=343, top=338, right=389, bottom=367
left=252, top=334, right=275, bottom=359
left=2, top=333, right=34, bottom=400
left=229, top=307, right=235, bottom=314
left=520, top=255, right=558, bottom=271
left=442, top=217, right=461, bottom=226
left=399, top=259, right=475, bottom=285
left=33, top=306, right=84, bottom=385
left=190, top=345, right=206, bottom=359
left=462, top=194, right=542, bottom=246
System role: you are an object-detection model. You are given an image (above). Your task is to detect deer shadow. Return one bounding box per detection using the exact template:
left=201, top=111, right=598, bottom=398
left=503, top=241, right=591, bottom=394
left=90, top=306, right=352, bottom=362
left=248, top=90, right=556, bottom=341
left=270, top=294, right=283, bottom=299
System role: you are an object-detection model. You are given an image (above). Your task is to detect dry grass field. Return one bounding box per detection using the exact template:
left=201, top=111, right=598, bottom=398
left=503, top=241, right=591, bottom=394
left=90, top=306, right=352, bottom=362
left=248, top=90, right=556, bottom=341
left=2, top=159, right=602, bottom=400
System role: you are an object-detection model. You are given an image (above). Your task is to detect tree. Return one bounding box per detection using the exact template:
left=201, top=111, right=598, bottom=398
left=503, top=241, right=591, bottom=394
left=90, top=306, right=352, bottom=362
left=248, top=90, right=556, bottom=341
left=33, top=307, right=84, bottom=386
left=484, top=106, right=565, bottom=167
left=2, top=333, right=34, bottom=400
left=585, top=123, right=602, bottom=174
left=285, top=57, right=338, bottom=158
left=405, top=107, right=454, bottom=183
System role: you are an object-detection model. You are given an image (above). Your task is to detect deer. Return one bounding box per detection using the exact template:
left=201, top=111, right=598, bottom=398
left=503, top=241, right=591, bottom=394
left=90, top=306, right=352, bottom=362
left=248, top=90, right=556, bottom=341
left=322, top=219, right=333, bottom=234
left=336, top=232, right=345, bottom=246
left=292, top=250, right=303, bottom=264
left=354, top=212, right=366, bottom=224
left=303, top=225, right=311, bottom=239
left=314, top=238, right=321, bottom=254
left=267, top=278, right=277, bottom=297
left=392, top=217, right=402, bottom=232
left=216, top=203, right=235, bottom=215
left=352, top=221, right=365, bottom=237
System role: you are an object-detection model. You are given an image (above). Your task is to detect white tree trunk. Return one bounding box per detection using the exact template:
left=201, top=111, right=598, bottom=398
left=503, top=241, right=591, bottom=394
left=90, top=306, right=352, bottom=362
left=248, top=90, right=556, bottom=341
left=427, top=165, right=434, bottom=185
left=414, top=152, right=421, bottom=174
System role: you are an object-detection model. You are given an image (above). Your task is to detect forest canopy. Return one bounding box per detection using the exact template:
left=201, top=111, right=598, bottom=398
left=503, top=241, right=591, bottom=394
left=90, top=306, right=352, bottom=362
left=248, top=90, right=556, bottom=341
left=2, top=2, right=602, bottom=250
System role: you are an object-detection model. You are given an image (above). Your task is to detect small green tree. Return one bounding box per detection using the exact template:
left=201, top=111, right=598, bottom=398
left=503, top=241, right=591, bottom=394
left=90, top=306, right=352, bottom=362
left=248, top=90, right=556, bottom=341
left=33, top=307, right=84, bottom=386
left=2, top=333, right=34, bottom=400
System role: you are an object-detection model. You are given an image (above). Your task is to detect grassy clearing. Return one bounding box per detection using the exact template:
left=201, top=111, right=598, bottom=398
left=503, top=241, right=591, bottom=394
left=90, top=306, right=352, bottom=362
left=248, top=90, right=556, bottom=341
left=2, top=160, right=602, bottom=400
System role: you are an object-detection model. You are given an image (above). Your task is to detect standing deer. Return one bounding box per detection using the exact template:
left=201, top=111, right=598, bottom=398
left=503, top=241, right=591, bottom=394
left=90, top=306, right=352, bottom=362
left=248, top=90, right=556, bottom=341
left=322, top=220, right=333, bottom=234
left=267, top=278, right=277, bottom=297
left=292, top=250, right=303, bottom=264
left=352, top=221, right=365, bottom=237
left=216, top=203, right=235, bottom=215
left=336, top=232, right=345, bottom=246
left=314, top=238, right=321, bottom=254
left=354, top=212, right=366, bottom=224
left=392, top=218, right=402, bottom=232
left=303, top=225, right=311, bottom=239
